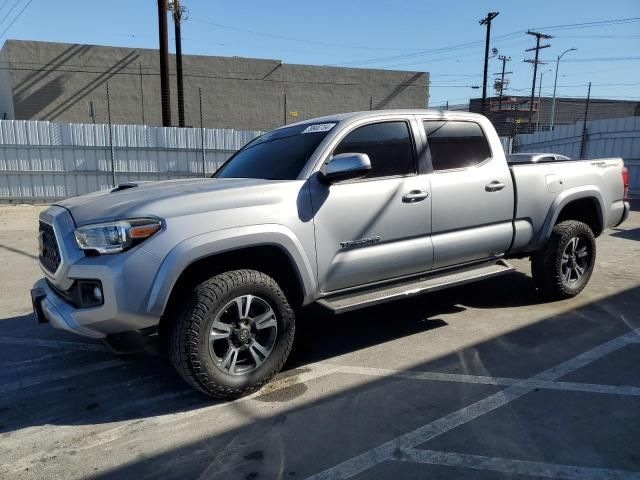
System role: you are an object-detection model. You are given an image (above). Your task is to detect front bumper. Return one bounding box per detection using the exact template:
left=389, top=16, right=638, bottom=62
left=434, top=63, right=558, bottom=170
left=33, top=206, right=164, bottom=339
left=32, top=278, right=105, bottom=338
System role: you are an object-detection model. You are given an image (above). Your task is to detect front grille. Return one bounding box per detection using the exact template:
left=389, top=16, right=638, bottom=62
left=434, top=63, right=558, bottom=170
left=39, top=221, right=61, bottom=273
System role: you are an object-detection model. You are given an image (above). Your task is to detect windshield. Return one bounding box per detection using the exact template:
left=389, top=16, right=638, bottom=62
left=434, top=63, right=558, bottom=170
left=214, top=122, right=336, bottom=180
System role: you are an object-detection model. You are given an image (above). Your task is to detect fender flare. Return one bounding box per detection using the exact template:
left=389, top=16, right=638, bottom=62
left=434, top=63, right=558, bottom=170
left=146, top=224, right=317, bottom=316
left=534, top=186, right=605, bottom=250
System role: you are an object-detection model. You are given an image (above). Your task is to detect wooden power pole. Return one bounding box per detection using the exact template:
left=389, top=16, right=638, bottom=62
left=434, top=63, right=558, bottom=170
left=157, top=0, right=172, bottom=126
left=171, top=0, right=185, bottom=127
left=479, top=11, right=499, bottom=115
left=524, top=30, right=552, bottom=131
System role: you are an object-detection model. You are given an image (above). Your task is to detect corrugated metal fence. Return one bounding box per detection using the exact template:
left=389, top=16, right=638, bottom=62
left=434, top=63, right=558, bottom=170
left=0, top=120, right=262, bottom=203
left=515, top=116, right=640, bottom=196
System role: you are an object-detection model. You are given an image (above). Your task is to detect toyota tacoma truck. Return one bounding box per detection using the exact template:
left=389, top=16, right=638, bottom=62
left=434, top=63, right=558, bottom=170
left=31, top=110, right=631, bottom=398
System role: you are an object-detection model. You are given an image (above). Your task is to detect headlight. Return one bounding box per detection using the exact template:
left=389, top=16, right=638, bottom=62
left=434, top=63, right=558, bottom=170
left=74, top=219, right=162, bottom=254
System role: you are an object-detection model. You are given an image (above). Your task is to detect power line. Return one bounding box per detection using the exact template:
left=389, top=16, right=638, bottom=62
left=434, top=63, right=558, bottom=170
left=533, top=17, right=640, bottom=32
left=190, top=17, right=425, bottom=52
left=0, top=0, right=33, bottom=39
left=0, top=0, right=22, bottom=30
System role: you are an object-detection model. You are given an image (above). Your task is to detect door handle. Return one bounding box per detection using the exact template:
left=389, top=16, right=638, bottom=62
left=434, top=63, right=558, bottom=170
left=485, top=181, right=506, bottom=192
left=402, top=190, right=429, bottom=203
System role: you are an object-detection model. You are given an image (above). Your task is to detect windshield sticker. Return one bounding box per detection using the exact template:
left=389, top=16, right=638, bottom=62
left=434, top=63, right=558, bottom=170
left=301, top=123, right=336, bottom=134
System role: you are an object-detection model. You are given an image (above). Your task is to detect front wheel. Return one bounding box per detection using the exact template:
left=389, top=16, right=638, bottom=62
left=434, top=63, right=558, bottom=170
left=168, top=269, right=295, bottom=399
left=531, top=220, right=596, bottom=300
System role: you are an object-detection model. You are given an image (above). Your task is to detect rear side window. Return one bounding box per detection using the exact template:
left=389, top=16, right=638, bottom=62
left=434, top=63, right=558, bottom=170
left=333, top=121, right=415, bottom=179
left=423, top=121, right=491, bottom=171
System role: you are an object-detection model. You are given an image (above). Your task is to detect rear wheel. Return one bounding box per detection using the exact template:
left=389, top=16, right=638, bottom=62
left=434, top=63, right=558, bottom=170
left=531, top=220, right=596, bottom=299
left=168, top=269, right=295, bottom=399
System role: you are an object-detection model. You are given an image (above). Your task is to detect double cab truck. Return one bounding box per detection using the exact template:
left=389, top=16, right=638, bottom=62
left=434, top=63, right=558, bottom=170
left=32, top=110, right=631, bottom=398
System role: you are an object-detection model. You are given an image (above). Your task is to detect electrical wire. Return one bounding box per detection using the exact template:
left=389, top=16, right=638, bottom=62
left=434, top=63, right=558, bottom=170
left=190, top=17, right=425, bottom=52
left=0, top=0, right=33, bottom=39
left=0, top=0, right=21, bottom=29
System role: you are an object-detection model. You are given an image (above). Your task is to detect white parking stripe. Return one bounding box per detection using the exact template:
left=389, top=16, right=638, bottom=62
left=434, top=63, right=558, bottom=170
left=1, top=350, right=75, bottom=369
left=401, top=448, right=640, bottom=480
left=330, top=365, right=640, bottom=397
left=1, top=365, right=340, bottom=475
left=304, top=329, right=640, bottom=480
left=0, top=359, right=122, bottom=395
left=0, top=336, right=109, bottom=352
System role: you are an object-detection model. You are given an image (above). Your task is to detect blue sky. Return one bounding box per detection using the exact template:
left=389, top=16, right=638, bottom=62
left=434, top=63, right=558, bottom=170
left=5, top=0, right=640, bottom=107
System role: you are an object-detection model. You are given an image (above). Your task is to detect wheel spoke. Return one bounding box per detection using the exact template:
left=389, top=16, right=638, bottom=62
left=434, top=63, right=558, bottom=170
left=561, top=253, right=569, bottom=265
left=235, top=295, right=254, bottom=319
left=251, top=340, right=270, bottom=358
left=575, top=263, right=585, bottom=276
left=220, top=347, right=239, bottom=373
left=210, top=321, right=231, bottom=341
left=248, top=345, right=263, bottom=366
left=563, top=267, right=572, bottom=283
left=576, top=246, right=588, bottom=258
left=253, top=309, right=277, bottom=330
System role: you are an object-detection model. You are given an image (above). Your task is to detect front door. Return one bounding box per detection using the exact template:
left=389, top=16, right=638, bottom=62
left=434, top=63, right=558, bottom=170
left=310, top=119, right=433, bottom=293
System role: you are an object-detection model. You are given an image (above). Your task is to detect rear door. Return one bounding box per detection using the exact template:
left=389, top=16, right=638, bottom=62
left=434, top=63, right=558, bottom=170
left=422, top=119, right=514, bottom=269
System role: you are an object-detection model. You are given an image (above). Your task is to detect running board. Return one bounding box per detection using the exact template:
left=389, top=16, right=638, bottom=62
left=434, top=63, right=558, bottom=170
left=317, top=259, right=514, bottom=314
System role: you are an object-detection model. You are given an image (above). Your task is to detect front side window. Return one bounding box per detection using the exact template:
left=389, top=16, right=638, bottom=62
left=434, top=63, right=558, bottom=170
left=215, top=123, right=336, bottom=180
left=333, top=121, right=415, bottom=179
left=423, top=120, right=491, bottom=171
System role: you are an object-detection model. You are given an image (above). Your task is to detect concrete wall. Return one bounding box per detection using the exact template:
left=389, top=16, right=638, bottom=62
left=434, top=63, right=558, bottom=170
left=516, top=116, right=640, bottom=196
left=0, top=46, right=14, bottom=120
left=1, top=40, right=429, bottom=131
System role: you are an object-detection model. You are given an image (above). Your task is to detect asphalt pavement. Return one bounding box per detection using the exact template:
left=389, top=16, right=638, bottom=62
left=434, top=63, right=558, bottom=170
left=0, top=205, right=639, bottom=480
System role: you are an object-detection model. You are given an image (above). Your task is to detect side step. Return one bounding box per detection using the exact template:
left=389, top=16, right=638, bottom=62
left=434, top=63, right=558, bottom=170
left=317, top=259, right=514, bottom=314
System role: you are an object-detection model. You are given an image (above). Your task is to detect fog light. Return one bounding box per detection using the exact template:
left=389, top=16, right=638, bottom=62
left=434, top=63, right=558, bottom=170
left=93, top=286, right=103, bottom=302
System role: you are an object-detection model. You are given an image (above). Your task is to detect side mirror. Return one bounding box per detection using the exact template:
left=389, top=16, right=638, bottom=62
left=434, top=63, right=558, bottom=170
left=319, top=153, right=371, bottom=184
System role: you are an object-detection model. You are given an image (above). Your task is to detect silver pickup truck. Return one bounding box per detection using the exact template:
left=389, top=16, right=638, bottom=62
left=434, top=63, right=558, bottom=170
left=31, top=110, right=630, bottom=398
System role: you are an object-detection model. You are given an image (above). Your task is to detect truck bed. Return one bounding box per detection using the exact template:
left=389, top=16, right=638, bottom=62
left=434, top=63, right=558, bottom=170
left=508, top=157, right=627, bottom=254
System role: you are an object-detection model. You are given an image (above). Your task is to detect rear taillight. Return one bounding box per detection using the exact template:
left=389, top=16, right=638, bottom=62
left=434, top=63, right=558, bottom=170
left=622, top=166, right=629, bottom=201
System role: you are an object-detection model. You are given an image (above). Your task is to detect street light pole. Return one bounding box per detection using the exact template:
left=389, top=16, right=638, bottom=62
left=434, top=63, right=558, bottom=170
left=536, top=69, right=551, bottom=132
left=550, top=47, right=576, bottom=131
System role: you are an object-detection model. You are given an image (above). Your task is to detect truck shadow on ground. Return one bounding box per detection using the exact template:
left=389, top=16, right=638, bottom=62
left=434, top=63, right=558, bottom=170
left=0, top=271, right=570, bottom=434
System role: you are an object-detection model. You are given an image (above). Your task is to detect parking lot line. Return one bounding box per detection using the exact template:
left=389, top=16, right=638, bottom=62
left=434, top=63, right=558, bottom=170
left=1, top=349, right=76, bottom=369
left=400, top=448, right=640, bottom=480
left=304, top=328, right=640, bottom=480
left=0, top=365, right=341, bottom=475
left=0, top=359, right=122, bottom=395
left=0, top=336, right=109, bottom=352
left=328, top=365, right=640, bottom=397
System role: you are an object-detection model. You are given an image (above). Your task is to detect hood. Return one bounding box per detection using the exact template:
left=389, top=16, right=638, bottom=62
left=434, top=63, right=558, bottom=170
left=57, top=177, right=288, bottom=225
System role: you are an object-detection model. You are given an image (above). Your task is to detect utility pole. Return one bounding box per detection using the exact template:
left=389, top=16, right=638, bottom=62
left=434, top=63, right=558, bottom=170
left=170, top=0, right=185, bottom=127
left=479, top=11, right=499, bottom=115
left=580, top=82, right=591, bottom=158
left=496, top=55, right=511, bottom=110
left=139, top=62, right=145, bottom=124
left=157, top=0, right=172, bottom=126
left=536, top=69, right=551, bottom=132
left=524, top=30, right=552, bottom=132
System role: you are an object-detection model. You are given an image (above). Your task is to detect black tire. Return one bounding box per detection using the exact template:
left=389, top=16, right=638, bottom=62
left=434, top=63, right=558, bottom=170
left=168, top=269, right=295, bottom=399
left=531, top=220, right=596, bottom=300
